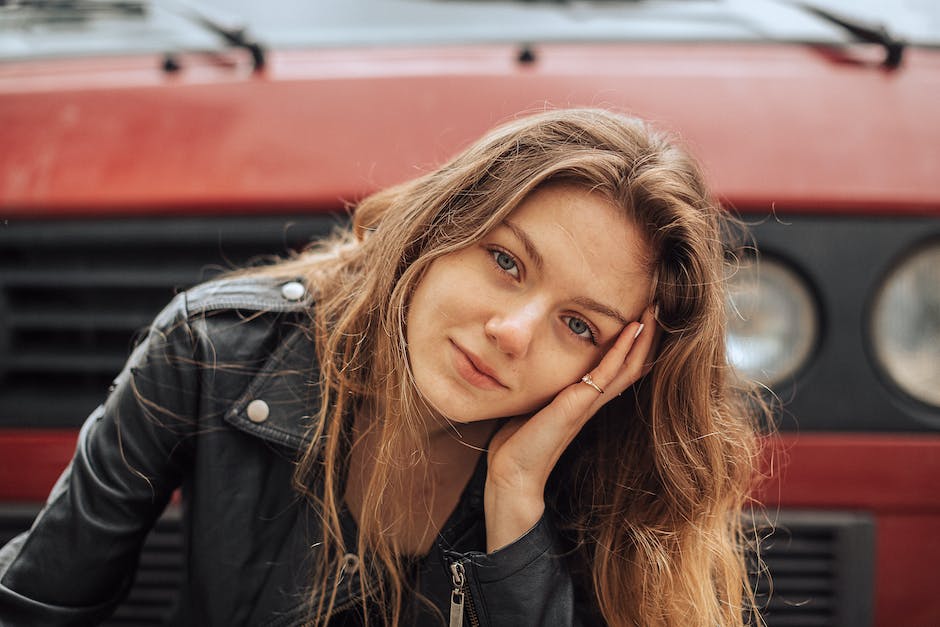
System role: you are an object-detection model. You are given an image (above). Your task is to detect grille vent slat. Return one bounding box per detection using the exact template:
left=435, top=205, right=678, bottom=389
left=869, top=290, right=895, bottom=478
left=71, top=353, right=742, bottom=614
left=3, top=270, right=204, bottom=288
left=763, top=556, right=833, bottom=574
left=761, top=617, right=831, bottom=627
left=4, top=353, right=130, bottom=374
left=765, top=596, right=834, bottom=610
left=0, top=214, right=340, bottom=429
left=765, top=575, right=834, bottom=593
left=9, top=311, right=156, bottom=332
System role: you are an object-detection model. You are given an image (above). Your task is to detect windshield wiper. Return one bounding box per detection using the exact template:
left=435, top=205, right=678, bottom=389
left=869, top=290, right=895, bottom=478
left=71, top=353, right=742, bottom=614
left=0, top=0, right=147, bottom=23
left=794, top=2, right=905, bottom=69
left=159, top=0, right=265, bottom=72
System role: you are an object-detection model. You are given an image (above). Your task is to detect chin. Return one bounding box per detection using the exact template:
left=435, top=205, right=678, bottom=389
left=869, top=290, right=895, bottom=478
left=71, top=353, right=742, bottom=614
left=435, top=404, right=496, bottom=425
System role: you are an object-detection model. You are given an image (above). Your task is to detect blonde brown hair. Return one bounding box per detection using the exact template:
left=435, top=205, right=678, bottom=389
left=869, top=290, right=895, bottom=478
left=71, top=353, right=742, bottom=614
left=267, top=108, right=763, bottom=625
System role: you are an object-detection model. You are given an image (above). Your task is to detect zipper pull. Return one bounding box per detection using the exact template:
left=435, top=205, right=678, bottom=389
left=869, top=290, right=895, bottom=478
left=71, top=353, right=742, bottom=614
left=449, top=561, right=466, bottom=627
left=337, top=552, right=360, bottom=584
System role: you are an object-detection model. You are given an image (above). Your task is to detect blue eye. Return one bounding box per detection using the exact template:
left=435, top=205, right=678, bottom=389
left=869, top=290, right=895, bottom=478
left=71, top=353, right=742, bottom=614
left=491, top=249, right=520, bottom=278
left=564, top=316, right=597, bottom=344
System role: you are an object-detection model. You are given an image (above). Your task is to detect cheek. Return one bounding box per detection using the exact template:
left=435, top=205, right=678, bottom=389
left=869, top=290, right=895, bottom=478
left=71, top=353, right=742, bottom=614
left=515, top=362, right=585, bottom=413
left=408, top=263, right=448, bottom=321
left=406, top=261, right=470, bottom=352
left=526, top=342, right=601, bottom=398
left=412, top=257, right=486, bottom=318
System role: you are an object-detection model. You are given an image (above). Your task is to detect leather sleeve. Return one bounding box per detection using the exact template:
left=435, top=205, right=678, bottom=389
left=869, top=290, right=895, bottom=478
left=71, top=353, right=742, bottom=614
left=0, top=293, right=199, bottom=626
left=451, top=516, right=592, bottom=627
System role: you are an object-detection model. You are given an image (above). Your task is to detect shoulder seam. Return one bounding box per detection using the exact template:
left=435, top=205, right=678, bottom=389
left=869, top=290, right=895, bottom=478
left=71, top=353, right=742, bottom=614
left=180, top=276, right=313, bottom=318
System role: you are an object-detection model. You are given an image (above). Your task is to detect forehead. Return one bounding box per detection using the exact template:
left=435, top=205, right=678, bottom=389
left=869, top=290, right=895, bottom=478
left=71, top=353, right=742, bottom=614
left=504, top=183, right=652, bottom=316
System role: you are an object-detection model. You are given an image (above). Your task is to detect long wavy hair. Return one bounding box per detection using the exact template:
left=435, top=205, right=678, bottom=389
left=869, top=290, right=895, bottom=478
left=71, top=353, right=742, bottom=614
left=261, top=108, right=764, bottom=625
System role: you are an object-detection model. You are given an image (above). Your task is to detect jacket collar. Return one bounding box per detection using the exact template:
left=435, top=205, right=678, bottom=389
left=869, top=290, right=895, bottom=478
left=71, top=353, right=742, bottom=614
left=225, top=323, right=323, bottom=454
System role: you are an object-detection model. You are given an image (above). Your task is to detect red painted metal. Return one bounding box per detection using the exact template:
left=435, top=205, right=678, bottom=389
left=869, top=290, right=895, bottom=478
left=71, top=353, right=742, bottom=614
left=876, top=514, right=940, bottom=625
left=0, top=431, right=78, bottom=502
left=6, top=431, right=938, bottom=510
left=2, top=44, right=939, bottom=217
left=756, top=434, right=940, bottom=513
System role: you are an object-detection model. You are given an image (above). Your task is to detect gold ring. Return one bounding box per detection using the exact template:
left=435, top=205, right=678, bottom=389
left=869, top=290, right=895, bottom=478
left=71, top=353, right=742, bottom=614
left=580, top=374, right=604, bottom=394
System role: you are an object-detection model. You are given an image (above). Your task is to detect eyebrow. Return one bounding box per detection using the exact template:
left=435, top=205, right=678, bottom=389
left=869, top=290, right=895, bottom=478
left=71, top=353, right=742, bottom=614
left=502, top=220, right=633, bottom=328
left=504, top=220, right=544, bottom=272
left=572, top=297, right=632, bottom=328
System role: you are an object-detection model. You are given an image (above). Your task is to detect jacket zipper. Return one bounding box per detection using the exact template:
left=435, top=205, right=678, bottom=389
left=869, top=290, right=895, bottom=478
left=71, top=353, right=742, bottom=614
left=325, top=596, right=358, bottom=620
left=449, top=561, right=480, bottom=627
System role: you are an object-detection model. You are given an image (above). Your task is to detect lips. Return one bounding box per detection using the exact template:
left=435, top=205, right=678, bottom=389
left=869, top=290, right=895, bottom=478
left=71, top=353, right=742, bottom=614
left=450, top=341, right=507, bottom=390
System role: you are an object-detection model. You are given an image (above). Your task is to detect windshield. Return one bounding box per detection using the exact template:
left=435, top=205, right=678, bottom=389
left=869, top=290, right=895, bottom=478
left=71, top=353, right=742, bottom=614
left=1, top=0, right=938, bottom=61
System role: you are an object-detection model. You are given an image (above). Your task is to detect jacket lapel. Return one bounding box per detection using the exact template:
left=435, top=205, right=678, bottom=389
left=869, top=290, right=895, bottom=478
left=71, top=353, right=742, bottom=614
left=225, top=324, right=322, bottom=454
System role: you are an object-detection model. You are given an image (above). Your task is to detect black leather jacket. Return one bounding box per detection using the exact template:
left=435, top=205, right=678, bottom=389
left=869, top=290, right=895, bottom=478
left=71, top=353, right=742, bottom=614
left=0, top=277, right=588, bottom=626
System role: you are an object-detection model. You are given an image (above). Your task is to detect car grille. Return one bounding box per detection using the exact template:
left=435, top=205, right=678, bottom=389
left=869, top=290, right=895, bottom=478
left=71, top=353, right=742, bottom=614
left=0, top=214, right=341, bottom=429
left=750, top=510, right=874, bottom=626
left=0, top=506, right=873, bottom=625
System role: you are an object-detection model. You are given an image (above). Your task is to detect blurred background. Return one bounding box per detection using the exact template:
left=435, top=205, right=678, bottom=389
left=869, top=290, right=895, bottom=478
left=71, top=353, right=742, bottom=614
left=2, top=1, right=939, bottom=625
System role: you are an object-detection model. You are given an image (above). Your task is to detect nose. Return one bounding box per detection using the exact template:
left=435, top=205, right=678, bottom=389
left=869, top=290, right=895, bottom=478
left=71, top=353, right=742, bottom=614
left=484, top=299, right=544, bottom=358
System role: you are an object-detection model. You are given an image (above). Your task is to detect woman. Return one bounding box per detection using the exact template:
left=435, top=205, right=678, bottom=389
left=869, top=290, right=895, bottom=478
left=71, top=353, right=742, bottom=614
left=0, top=109, right=762, bottom=626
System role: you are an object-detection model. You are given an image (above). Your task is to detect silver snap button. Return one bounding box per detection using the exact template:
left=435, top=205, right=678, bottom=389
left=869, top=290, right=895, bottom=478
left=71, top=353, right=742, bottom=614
left=281, top=281, right=306, bottom=301
left=342, top=553, right=360, bottom=575
left=246, top=399, right=270, bottom=423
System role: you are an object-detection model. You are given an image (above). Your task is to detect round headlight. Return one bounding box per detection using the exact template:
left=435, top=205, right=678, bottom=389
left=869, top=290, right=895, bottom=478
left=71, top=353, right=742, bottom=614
left=870, top=243, right=940, bottom=408
left=725, top=257, right=818, bottom=387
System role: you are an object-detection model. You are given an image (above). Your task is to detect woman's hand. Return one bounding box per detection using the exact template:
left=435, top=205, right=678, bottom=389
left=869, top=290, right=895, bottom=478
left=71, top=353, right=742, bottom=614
left=483, top=306, right=658, bottom=552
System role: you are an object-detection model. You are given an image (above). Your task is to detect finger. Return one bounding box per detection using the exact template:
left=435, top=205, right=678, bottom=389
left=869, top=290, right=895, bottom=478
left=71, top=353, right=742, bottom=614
left=596, top=306, right=658, bottom=397
left=588, top=320, right=646, bottom=387
left=641, top=314, right=662, bottom=378
left=587, top=312, right=651, bottom=392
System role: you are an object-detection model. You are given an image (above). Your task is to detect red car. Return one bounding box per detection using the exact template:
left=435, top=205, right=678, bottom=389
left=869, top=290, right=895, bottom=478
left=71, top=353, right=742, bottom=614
left=1, top=2, right=938, bottom=625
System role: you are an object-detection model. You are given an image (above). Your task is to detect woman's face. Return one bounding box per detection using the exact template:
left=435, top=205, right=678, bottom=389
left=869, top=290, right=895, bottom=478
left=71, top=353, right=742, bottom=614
left=406, top=183, right=653, bottom=423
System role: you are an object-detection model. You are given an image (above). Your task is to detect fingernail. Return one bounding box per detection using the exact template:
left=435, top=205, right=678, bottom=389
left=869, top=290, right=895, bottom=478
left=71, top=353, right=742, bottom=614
left=634, top=323, right=645, bottom=339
